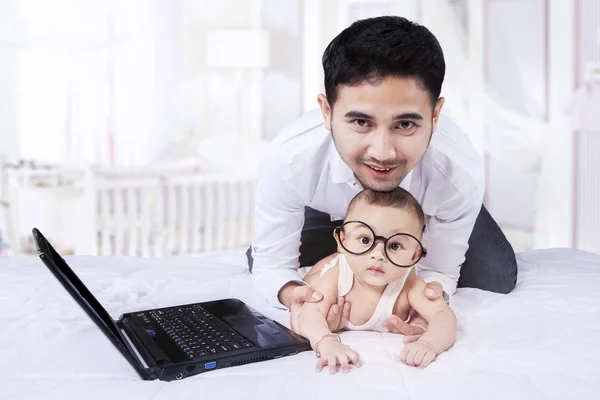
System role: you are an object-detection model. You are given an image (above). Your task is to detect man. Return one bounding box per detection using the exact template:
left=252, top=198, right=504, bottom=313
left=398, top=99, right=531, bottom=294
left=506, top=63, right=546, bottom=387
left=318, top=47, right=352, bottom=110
left=247, top=16, right=517, bottom=336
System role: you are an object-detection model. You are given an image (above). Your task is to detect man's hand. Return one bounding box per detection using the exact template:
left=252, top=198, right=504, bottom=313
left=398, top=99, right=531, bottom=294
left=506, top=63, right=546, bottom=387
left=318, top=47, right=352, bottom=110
left=423, top=281, right=444, bottom=300
left=326, top=296, right=351, bottom=333
left=381, top=314, right=425, bottom=337
left=381, top=281, right=444, bottom=338
left=283, top=283, right=350, bottom=334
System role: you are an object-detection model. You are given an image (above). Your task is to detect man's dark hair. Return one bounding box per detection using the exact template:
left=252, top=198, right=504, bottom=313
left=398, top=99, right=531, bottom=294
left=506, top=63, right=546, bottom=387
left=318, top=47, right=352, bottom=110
left=322, top=16, right=445, bottom=108
left=347, top=187, right=425, bottom=232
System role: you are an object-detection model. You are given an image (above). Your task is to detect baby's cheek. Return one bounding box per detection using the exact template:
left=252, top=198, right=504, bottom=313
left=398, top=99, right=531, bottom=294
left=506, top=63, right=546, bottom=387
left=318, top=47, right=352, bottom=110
left=388, top=268, right=409, bottom=282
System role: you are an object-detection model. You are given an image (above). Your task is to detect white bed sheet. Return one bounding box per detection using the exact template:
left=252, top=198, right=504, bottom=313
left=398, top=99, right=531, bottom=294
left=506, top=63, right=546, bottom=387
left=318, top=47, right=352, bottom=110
left=1, top=248, right=600, bottom=400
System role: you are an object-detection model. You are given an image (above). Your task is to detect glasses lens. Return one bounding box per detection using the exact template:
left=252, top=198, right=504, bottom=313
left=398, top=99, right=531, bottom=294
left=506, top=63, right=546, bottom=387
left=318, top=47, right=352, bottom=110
left=386, top=234, right=423, bottom=267
left=339, top=222, right=374, bottom=254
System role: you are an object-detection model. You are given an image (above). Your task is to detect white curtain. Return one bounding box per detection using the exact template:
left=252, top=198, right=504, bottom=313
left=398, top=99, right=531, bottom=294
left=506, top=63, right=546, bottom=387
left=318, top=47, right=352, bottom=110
left=425, top=0, right=549, bottom=171
left=422, top=0, right=570, bottom=250
left=6, top=0, right=182, bottom=167
left=569, top=80, right=600, bottom=133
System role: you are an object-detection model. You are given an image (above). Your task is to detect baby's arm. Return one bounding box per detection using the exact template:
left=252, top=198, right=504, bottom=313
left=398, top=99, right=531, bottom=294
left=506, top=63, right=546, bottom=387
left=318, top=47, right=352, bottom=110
left=298, top=263, right=360, bottom=373
left=401, top=273, right=457, bottom=368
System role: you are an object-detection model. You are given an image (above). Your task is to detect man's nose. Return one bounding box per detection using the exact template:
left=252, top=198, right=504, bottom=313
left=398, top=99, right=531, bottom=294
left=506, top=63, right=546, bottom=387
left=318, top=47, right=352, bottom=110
left=367, top=130, right=397, bottom=162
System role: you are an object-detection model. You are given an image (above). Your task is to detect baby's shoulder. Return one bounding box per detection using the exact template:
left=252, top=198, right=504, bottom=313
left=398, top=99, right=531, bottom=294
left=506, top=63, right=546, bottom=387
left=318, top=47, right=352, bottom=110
left=303, top=253, right=340, bottom=289
left=392, top=269, right=424, bottom=315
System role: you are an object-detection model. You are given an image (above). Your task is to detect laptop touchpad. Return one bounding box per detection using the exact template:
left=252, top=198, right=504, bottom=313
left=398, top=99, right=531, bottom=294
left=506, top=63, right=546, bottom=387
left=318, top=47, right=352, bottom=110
left=224, top=314, right=295, bottom=348
left=224, top=314, right=263, bottom=327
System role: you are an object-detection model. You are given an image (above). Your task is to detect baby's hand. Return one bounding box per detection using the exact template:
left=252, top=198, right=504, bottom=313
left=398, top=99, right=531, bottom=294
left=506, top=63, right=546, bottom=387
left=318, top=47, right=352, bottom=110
left=316, top=339, right=361, bottom=374
left=400, top=340, right=437, bottom=368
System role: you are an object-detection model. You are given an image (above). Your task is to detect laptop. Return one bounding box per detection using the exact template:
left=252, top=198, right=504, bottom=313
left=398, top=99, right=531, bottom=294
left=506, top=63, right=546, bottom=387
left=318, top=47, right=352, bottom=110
left=32, top=228, right=311, bottom=381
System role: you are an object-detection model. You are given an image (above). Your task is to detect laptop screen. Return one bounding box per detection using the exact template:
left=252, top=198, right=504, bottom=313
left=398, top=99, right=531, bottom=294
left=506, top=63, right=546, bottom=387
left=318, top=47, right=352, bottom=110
left=32, top=229, right=125, bottom=349
left=32, top=228, right=153, bottom=380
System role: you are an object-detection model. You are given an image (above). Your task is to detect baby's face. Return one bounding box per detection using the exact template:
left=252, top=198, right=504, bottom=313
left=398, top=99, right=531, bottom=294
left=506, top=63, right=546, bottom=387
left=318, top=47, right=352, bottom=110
left=337, top=202, right=424, bottom=288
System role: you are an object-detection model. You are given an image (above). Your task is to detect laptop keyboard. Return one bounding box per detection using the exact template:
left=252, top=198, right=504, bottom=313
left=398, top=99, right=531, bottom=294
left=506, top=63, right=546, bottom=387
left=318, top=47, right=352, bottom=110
left=148, top=305, right=255, bottom=360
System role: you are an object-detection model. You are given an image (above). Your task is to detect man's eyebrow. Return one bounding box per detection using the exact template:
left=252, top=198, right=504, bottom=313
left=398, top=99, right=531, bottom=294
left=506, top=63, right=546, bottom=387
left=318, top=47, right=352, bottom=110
left=344, top=111, right=374, bottom=120
left=392, top=113, right=423, bottom=120
left=343, top=111, right=424, bottom=120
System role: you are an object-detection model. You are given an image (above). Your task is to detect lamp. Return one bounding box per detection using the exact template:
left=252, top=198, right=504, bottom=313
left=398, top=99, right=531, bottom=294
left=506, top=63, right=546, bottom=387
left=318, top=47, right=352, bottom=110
left=204, top=29, right=270, bottom=141
left=205, top=29, right=270, bottom=69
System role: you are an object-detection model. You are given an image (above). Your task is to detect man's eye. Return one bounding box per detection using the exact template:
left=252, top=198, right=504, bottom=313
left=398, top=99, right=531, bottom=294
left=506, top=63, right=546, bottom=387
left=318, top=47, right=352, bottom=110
left=353, top=119, right=369, bottom=128
left=397, top=121, right=414, bottom=130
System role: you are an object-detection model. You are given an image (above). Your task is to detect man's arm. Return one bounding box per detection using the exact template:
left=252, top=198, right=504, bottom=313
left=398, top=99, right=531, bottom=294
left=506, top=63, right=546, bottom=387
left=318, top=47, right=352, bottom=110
left=417, top=184, right=484, bottom=299
left=250, top=148, right=351, bottom=332
left=250, top=150, right=306, bottom=309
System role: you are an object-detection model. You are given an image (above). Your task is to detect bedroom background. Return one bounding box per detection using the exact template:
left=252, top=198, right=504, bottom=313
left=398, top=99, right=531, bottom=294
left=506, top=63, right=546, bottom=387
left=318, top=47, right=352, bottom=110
left=0, top=0, right=598, bottom=258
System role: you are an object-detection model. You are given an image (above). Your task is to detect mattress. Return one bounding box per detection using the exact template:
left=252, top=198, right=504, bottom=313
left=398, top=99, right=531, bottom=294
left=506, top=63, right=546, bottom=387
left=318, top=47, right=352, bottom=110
left=1, top=248, right=599, bottom=399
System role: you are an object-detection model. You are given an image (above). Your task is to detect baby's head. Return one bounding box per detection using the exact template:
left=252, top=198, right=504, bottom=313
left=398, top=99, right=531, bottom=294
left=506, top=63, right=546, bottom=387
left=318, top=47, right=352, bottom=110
left=334, top=187, right=426, bottom=287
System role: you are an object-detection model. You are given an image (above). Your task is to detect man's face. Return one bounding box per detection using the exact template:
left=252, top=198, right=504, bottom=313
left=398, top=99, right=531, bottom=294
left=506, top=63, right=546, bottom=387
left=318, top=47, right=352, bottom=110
left=318, top=76, right=444, bottom=191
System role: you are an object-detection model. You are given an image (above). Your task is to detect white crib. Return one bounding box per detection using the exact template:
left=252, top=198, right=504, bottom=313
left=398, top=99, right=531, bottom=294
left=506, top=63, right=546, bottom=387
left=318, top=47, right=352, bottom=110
left=92, top=170, right=257, bottom=257
left=3, top=160, right=257, bottom=257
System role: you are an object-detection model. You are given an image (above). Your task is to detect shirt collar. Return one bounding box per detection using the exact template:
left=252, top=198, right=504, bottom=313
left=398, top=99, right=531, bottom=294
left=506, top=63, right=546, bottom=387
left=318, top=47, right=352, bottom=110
left=329, top=141, right=414, bottom=190
left=329, top=142, right=355, bottom=185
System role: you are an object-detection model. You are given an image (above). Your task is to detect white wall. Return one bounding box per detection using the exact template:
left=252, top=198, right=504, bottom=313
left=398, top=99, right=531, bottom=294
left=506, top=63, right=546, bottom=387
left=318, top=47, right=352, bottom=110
left=260, top=0, right=304, bottom=140
left=573, top=0, right=600, bottom=253
left=0, top=0, right=22, bottom=159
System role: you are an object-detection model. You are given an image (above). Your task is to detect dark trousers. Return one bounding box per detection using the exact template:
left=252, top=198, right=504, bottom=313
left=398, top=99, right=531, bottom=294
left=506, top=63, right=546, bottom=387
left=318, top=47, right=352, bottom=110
left=247, top=205, right=518, bottom=294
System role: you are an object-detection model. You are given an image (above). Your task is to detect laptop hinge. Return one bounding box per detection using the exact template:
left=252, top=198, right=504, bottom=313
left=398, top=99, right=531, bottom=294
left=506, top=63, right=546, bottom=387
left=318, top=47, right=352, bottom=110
left=116, top=319, right=161, bottom=380
left=120, top=328, right=151, bottom=369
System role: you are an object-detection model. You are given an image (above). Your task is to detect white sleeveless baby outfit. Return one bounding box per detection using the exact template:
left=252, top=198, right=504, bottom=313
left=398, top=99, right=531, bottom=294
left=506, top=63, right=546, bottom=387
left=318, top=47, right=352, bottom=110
left=320, top=254, right=412, bottom=332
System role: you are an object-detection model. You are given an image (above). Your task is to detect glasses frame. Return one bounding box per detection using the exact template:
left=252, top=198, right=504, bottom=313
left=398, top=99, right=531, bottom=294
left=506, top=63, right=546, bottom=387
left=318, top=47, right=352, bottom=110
left=334, top=220, right=427, bottom=268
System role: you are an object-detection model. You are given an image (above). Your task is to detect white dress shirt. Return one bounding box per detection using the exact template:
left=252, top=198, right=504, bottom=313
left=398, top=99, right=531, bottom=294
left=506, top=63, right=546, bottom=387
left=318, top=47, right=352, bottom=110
left=251, top=109, right=485, bottom=308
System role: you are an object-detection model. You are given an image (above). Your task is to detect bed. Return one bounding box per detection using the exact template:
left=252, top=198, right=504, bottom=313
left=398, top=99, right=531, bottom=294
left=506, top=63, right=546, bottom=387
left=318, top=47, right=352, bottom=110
left=1, top=247, right=599, bottom=399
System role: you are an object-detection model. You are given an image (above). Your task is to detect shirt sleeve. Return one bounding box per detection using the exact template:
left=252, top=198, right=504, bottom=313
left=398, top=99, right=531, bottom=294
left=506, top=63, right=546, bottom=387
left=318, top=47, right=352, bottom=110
left=416, top=183, right=484, bottom=299
left=250, top=150, right=306, bottom=309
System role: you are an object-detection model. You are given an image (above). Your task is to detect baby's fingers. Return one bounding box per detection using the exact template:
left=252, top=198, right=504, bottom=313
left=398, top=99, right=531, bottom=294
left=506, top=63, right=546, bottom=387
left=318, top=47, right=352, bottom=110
left=315, top=357, right=328, bottom=372
left=405, top=348, right=417, bottom=366
left=399, top=346, right=409, bottom=364
left=412, top=348, right=426, bottom=366
left=328, top=355, right=338, bottom=374
left=419, top=351, right=436, bottom=369
left=346, top=349, right=361, bottom=368
left=338, top=353, right=350, bottom=373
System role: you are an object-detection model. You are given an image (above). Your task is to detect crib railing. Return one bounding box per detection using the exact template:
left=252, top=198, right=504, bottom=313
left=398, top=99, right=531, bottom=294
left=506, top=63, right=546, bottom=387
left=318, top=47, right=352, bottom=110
left=1, top=159, right=258, bottom=257
left=94, top=173, right=257, bottom=257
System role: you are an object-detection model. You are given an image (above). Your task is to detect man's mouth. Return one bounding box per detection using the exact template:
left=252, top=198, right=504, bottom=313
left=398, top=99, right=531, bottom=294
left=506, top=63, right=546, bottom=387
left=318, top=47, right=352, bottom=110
left=364, top=163, right=398, bottom=175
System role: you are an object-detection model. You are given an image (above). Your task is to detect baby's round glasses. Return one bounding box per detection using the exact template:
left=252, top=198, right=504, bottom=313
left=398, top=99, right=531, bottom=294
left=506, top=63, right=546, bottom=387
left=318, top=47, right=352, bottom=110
left=334, top=220, right=427, bottom=268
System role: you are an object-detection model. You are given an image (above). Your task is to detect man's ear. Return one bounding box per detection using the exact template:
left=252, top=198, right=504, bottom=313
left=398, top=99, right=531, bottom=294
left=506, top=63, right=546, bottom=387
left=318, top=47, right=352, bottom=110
left=317, top=93, right=332, bottom=131
left=431, top=97, right=445, bottom=133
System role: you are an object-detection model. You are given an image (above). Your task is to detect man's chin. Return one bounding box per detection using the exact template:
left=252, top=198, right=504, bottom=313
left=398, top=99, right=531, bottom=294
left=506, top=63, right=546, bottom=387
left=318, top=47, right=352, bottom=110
left=359, top=177, right=402, bottom=192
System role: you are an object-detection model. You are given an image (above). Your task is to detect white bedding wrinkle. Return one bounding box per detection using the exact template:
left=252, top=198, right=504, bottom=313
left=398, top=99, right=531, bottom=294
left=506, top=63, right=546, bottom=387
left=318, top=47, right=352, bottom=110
left=1, top=248, right=600, bottom=399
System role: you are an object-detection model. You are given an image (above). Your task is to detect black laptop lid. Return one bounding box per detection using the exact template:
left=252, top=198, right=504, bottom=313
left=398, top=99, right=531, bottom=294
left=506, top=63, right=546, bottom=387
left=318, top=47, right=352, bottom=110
left=32, top=228, right=151, bottom=380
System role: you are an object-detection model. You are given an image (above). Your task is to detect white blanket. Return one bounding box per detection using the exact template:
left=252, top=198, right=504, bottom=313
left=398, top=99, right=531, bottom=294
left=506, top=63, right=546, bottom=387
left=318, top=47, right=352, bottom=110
left=1, top=248, right=599, bottom=399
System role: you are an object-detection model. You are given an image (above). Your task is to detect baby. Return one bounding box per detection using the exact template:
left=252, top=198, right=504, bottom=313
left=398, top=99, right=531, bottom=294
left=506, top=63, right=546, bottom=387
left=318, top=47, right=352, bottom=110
left=298, top=187, right=457, bottom=373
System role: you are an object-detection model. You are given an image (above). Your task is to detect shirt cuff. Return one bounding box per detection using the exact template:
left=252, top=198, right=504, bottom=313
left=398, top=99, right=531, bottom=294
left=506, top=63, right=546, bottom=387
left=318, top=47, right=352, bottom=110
left=252, top=268, right=306, bottom=310
left=418, top=270, right=457, bottom=303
